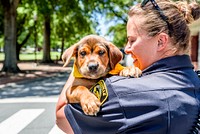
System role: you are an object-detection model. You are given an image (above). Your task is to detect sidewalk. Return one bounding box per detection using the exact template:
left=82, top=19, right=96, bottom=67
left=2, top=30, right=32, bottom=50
left=0, top=61, right=72, bottom=85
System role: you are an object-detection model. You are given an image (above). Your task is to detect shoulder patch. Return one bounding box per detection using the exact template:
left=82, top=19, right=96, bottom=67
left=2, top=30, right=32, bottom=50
left=89, top=80, right=108, bottom=105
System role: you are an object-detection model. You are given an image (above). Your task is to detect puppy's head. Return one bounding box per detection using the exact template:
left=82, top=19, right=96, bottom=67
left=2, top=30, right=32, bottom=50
left=62, top=35, right=123, bottom=79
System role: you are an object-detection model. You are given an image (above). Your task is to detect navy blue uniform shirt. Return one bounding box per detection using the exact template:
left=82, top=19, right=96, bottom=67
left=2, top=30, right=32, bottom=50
left=65, top=55, right=200, bottom=134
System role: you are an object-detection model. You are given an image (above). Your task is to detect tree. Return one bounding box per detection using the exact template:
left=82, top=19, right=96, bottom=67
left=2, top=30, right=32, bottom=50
left=16, top=13, right=34, bottom=60
left=99, top=0, right=133, bottom=47
left=72, top=0, right=133, bottom=47
left=34, top=0, right=97, bottom=62
left=0, top=0, right=20, bottom=73
left=16, top=1, right=36, bottom=61
left=0, top=4, right=3, bottom=37
left=0, top=4, right=3, bottom=52
left=34, top=0, right=54, bottom=63
left=42, top=14, right=51, bottom=63
left=53, top=0, right=95, bottom=59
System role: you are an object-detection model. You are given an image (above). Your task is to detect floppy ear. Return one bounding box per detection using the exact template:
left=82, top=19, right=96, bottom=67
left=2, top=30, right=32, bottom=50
left=106, top=42, right=123, bottom=69
left=62, top=44, right=78, bottom=67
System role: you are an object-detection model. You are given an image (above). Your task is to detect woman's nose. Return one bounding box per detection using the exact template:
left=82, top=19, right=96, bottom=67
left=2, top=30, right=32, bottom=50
left=124, top=44, right=131, bottom=54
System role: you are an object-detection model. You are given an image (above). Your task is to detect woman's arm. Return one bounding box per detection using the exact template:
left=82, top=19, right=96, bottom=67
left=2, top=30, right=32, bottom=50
left=56, top=72, right=74, bottom=134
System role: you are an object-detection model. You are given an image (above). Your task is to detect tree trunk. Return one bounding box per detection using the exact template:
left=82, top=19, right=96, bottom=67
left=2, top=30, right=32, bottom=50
left=1, top=0, right=20, bottom=73
left=16, top=29, right=32, bottom=60
left=60, top=34, right=65, bottom=60
left=42, top=15, right=52, bottom=63
left=16, top=42, right=21, bottom=61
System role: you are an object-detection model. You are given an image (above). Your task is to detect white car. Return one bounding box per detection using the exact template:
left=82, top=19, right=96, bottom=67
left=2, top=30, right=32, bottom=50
left=124, top=54, right=134, bottom=67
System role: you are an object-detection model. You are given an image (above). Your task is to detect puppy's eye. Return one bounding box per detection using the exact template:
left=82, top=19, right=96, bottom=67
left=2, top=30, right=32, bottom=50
left=98, top=50, right=105, bottom=56
left=80, top=51, right=86, bottom=56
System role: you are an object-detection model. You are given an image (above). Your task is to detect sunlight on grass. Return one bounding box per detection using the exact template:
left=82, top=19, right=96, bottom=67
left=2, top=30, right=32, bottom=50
left=0, top=52, right=4, bottom=61
left=0, top=52, right=61, bottom=61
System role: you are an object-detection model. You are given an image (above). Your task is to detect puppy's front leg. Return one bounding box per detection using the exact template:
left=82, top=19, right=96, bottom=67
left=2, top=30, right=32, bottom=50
left=67, top=85, right=101, bottom=116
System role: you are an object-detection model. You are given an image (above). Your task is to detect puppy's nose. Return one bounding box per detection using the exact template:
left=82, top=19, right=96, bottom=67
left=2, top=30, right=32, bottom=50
left=88, top=63, right=99, bottom=72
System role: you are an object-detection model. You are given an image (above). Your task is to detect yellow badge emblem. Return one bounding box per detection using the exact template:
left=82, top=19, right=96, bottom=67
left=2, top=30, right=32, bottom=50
left=89, top=80, right=108, bottom=105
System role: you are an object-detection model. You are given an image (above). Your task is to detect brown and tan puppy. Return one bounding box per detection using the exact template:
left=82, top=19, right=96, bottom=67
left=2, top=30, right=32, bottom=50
left=62, top=35, right=141, bottom=116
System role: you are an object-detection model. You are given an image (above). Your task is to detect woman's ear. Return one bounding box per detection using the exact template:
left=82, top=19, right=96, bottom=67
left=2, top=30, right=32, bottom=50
left=157, top=33, right=169, bottom=51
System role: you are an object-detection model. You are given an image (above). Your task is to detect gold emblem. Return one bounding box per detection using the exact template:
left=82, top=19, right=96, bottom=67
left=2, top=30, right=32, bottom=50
left=89, top=80, right=108, bottom=105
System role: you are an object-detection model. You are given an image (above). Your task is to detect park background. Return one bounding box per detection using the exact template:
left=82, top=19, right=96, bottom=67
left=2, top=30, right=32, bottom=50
left=0, top=0, right=200, bottom=81
left=0, top=0, right=200, bottom=133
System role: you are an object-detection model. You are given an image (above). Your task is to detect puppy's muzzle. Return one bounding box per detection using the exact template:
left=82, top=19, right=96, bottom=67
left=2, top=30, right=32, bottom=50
left=88, top=62, right=99, bottom=72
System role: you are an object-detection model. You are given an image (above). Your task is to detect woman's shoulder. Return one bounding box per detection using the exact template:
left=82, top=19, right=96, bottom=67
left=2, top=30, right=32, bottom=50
left=104, top=70, right=200, bottom=96
left=104, top=75, right=152, bottom=96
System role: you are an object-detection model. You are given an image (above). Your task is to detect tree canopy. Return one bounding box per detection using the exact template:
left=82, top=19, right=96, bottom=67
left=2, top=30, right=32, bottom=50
left=1, top=0, right=198, bottom=73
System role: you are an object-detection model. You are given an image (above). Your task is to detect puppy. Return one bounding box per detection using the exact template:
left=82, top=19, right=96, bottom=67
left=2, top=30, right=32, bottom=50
left=62, top=35, right=141, bottom=115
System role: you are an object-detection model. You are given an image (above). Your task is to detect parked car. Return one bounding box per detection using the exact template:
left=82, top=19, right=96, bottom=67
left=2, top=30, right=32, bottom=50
left=119, top=48, right=134, bottom=67
left=124, top=54, right=134, bottom=67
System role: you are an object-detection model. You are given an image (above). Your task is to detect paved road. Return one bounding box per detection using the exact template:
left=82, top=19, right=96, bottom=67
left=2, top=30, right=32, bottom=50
left=0, top=72, right=70, bottom=134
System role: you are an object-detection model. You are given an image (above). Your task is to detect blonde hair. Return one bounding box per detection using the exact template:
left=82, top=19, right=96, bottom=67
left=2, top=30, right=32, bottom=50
left=128, top=0, right=200, bottom=53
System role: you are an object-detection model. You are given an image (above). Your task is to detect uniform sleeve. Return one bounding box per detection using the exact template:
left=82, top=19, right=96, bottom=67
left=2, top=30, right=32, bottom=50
left=64, top=76, right=169, bottom=134
left=64, top=78, right=125, bottom=134
left=65, top=74, right=199, bottom=134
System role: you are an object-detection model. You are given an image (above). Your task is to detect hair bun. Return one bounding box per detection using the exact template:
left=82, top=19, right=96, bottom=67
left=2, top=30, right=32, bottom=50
left=177, top=1, right=200, bottom=24
left=189, top=2, right=200, bottom=21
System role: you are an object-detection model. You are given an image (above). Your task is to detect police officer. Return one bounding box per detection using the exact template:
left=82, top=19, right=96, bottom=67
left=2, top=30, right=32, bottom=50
left=56, top=0, right=200, bottom=133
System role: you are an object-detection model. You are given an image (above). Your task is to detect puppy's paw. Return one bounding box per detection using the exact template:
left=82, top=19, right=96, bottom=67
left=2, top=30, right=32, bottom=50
left=119, top=66, right=142, bottom=78
left=80, top=92, right=101, bottom=116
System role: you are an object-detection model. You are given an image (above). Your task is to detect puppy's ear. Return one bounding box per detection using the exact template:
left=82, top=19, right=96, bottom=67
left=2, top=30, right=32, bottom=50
left=62, top=44, right=78, bottom=67
left=106, top=42, right=123, bottom=69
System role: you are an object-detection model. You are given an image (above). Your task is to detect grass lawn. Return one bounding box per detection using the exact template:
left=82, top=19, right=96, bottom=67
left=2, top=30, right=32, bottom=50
left=0, top=51, right=61, bottom=61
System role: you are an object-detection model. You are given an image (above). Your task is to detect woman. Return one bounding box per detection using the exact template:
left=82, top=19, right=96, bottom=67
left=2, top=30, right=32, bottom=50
left=56, top=0, right=200, bottom=133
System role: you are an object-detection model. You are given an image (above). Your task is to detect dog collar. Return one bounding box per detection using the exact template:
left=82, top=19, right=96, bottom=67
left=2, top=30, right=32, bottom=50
left=72, top=63, right=125, bottom=78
